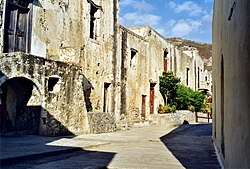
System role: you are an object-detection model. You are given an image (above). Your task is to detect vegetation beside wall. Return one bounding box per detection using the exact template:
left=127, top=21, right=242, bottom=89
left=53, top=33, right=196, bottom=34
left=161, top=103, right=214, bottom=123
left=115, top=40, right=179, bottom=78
left=159, top=71, right=206, bottom=113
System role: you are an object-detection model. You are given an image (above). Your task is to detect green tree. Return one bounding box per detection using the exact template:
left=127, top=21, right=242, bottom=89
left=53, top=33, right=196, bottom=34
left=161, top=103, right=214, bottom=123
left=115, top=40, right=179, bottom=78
left=159, top=72, right=206, bottom=112
left=174, top=84, right=206, bottom=111
left=159, top=71, right=180, bottom=104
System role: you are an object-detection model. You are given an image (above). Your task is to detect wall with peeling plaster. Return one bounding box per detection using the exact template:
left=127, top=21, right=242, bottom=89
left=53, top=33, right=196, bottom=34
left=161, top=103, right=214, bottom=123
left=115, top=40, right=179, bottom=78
left=0, top=0, right=212, bottom=136
left=0, top=53, right=88, bottom=136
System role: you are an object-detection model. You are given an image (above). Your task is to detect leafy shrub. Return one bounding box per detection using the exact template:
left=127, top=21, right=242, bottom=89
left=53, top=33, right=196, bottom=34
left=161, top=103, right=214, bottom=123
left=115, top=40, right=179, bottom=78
left=188, top=105, right=195, bottom=112
left=158, top=104, right=165, bottom=114
left=158, top=104, right=176, bottom=114
left=174, top=84, right=206, bottom=111
left=201, top=107, right=207, bottom=113
left=159, top=72, right=206, bottom=112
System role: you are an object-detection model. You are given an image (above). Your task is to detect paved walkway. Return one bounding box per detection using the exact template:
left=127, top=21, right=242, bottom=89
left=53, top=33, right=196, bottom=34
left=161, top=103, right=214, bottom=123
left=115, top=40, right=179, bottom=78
left=0, top=124, right=221, bottom=169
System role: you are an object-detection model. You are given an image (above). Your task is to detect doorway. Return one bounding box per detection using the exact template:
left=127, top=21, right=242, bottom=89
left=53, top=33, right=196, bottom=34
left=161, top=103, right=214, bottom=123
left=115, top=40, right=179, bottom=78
left=3, top=0, right=32, bottom=53
left=0, top=77, right=41, bottom=135
left=103, top=83, right=111, bottom=112
left=141, top=95, right=146, bottom=119
left=150, top=83, right=156, bottom=114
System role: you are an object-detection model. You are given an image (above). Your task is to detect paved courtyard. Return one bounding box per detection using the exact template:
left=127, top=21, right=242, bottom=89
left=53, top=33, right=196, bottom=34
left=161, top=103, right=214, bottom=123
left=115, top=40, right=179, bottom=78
left=0, top=124, right=221, bottom=169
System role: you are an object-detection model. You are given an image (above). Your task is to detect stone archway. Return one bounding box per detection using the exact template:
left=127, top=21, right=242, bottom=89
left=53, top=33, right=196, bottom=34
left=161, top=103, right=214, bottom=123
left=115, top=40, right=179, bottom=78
left=0, top=77, right=42, bottom=135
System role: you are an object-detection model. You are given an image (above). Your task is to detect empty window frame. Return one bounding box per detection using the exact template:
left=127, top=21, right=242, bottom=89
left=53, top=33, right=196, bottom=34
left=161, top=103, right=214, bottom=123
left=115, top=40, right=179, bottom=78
left=48, top=77, right=59, bottom=92
left=186, top=67, right=190, bottom=86
left=88, top=0, right=102, bottom=40
left=164, top=50, right=168, bottom=71
left=130, top=48, right=137, bottom=68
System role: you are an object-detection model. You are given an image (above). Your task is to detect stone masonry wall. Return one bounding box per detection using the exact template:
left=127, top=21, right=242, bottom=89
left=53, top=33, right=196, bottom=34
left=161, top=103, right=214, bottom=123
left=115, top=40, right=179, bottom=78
left=152, top=110, right=195, bottom=127
left=88, top=112, right=116, bottom=134
left=0, top=53, right=88, bottom=136
left=42, top=60, right=88, bottom=136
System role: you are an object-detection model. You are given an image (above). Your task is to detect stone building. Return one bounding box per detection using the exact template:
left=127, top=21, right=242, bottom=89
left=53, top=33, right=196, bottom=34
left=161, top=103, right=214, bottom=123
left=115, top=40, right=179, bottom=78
left=116, top=25, right=212, bottom=121
left=212, top=0, right=250, bottom=168
left=166, top=38, right=212, bottom=92
left=0, top=0, right=119, bottom=136
left=0, top=0, right=212, bottom=136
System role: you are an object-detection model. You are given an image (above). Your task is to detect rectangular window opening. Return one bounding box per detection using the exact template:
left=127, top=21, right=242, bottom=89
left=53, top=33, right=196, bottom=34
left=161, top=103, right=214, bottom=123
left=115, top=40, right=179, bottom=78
left=164, top=50, right=168, bottom=72
left=130, top=48, right=137, bottom=68
left=90, top=5, right=98, bottom=39
left=186, top=67, right=190, bottom=86
left=48, top=77, right=59, bottom=92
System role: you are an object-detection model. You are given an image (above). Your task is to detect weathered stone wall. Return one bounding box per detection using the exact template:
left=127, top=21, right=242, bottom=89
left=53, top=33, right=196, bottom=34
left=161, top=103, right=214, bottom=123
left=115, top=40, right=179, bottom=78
left=118, top=26, right=150, bottom=120
left=30, top=0, right=85, bottom=59
left=42, top=60, right=88, bottom=136
left=155, top=110, right=195, bottom=126
left=88, top=112, right=116, bottom=134
left=166, top=39, right=209, bottom=91
left=213, top=0, right=250, bottom=168
left=127, top=26, right=172, bottom=117
left=1, top=0, right=120, bottom=135
left=0, top=53, right=88, bottom=136
left=118, top=25, right=212, bottom=122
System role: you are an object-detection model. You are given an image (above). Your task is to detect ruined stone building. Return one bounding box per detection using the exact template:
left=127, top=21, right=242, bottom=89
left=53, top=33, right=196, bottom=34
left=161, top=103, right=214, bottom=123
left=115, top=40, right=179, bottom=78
left=0, top=0, right=211, bottom=136
left=213, top=0, right=250, bottom=168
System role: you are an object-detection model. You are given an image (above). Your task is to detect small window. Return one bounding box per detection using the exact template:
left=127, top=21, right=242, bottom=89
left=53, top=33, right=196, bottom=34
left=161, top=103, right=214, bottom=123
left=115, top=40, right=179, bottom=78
left=88, top=0, right=102, bottom=40
left=130, top=48, right=137, bottom=68
left=186, top=67, right=190, bottom=86
left=90, top=5, right=98, bottom=39
left=48, top=77, right=59, bottom=92
left=164, top=50, right=168, bottom=71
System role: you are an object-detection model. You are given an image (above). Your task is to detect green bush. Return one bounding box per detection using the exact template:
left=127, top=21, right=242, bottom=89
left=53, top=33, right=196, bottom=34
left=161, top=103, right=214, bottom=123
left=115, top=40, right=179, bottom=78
left=188, top=105, right=195, bottom=112
left=157, top=104, right=176, bottom=114
left=158, top=104, right=165, bottom=114
left=159, top=72, right=206, bottom=112
left=174, top=84, right=206, bottom=111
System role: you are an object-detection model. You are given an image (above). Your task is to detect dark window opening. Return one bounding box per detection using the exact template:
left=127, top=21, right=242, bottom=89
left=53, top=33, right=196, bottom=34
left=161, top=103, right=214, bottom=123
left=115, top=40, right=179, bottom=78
left=130, top=48, right=137, bottom=67
left=186, top=67, right=190, bottom=86
left=48, top=77, right=59, bottom=92
left=194, top=61, right=197, bottom=90
left=164, top=50, right=168, bottom=71
left=205, top=76, right=208, bottom=81
left=103, top=82, right=111, bottom=112
left=90, top=4, right=98, bottom=39
left=198, top=67, right=200, bottom=88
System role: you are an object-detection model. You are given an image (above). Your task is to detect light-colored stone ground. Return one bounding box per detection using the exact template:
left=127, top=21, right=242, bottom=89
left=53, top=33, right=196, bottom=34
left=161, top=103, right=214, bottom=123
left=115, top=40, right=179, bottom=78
left=2, top=125, right=220, bottom=169
left=83, top=126, right=184, bottom=169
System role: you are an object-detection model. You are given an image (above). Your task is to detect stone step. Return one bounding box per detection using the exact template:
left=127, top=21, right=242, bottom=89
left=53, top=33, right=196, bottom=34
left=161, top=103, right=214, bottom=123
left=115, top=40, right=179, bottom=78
left=127, top=120, right=151, bottom=128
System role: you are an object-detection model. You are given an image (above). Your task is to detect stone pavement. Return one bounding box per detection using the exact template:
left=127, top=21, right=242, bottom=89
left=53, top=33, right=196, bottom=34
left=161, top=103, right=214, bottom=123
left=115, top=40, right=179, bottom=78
left=0, top=124, right=221, bottom=169
left=0, top=134, right=109, bottom=165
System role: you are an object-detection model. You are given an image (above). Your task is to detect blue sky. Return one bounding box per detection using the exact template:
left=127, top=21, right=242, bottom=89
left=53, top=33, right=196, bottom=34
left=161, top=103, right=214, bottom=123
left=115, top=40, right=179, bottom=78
left=119, top=0, right=214, bottom=43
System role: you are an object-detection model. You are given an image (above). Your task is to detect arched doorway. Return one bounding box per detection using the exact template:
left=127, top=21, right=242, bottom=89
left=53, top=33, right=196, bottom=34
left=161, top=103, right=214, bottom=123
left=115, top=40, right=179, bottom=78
left=0, top=77, right=42, bottom=135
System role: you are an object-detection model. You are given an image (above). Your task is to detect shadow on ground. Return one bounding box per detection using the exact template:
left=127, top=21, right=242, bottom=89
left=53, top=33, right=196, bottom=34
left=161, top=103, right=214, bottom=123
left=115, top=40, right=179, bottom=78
left=0, top=135, right=116, bottom=168
left=160, top=124, right=221, bottom=169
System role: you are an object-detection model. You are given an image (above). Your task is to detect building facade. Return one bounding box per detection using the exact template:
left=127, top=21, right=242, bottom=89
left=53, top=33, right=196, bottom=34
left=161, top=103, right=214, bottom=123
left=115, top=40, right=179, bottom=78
left=0, top=0, right=212, bottom=136
left=212, top=0, right=250, bottom=168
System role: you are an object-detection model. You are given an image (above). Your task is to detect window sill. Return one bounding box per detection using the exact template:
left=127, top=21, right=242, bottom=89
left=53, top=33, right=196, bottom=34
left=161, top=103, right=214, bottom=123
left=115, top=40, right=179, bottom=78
left=89, top=38, right=101, bottom=45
